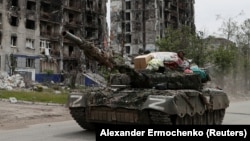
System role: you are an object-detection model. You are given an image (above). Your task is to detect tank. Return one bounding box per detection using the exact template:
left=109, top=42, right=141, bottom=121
left=62, top=31, right=230, bottom=130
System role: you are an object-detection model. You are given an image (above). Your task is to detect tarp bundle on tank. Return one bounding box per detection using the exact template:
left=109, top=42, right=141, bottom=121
left=145, top=71, right=202, bottom=90
left=108, top=71, right=202, bottom=90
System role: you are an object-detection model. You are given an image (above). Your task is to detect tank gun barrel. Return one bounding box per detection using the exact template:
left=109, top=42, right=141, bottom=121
left=62, top=31, right=148, bottom=86
left=62, top=31, right=84, bottom=45
left=62, top=31, right=94, bottom=48
left=62, top=31, right=115, bottom=68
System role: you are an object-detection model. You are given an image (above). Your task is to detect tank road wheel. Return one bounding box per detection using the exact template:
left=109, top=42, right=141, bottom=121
left=148, top=110, right=173, bottom=125
left=172, top=109, right=226, bottom=125
left=174, top=115, right=184, bottom=125
left=174, top=115, right=195, bottom=125
left=69, top=107, right=95, bottom=130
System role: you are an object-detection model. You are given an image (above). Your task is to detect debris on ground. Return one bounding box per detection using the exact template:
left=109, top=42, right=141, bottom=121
left=0, top=72, right=25, bottom=90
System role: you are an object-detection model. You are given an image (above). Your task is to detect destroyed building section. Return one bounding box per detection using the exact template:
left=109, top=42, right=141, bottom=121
left=0, top=0, right=108, bottom=79
left=110, top=0, right=195, bottom=55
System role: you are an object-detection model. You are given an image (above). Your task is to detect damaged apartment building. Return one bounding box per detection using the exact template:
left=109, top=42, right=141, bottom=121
left=110, top=0, right=195, bottom=55
left=0, top=0, right=108, bottom=82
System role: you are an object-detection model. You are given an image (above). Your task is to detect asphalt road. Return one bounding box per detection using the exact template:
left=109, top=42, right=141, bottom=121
left=223, top=100, right=250, bottom=124
left=0, top=120, right=95, bottom=141
left=0, top=100, right=250, bottom=141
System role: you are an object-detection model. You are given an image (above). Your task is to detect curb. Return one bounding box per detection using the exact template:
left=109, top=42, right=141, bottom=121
left=0, top=98, right=66, bottom=107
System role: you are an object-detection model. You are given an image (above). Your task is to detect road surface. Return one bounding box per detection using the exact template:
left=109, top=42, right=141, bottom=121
left=0, top=100, right=250, bottom=141
left=0, top=120, right=95, bottom=141
left=223, top=100, right=250, bottom=124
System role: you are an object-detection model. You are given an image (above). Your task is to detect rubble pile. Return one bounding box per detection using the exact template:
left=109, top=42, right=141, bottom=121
left=0, top=72, right=26, bottom=90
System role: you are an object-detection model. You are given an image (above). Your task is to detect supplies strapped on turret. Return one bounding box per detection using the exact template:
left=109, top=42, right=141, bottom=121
left=133, top=51, right=211, bottom=85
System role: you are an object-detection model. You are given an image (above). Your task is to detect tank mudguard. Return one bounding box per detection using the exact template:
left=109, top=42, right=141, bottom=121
left=67, top=92, right=86, bottom=108
left=202, top=88, right=230, bottom=110
left=142, top=95, right=178, bottom=114
left=142, top=91, right=207, bottom=117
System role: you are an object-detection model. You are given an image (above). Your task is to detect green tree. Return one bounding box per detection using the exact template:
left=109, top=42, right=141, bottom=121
left=238, top=19, right=250, bottom=93
left=209, top=44, right=237, bottom=89
left=156, top=26, right=194, bottom=52
left=215, top=14, right=241, bottom=92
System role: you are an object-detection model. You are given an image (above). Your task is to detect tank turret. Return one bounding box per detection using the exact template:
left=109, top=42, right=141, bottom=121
left=62, top=31, right=204, bottom=90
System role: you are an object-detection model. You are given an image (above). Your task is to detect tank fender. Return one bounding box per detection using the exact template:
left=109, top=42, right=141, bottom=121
left=141, top=92, right=207, bottom=117
left=67, top=92, right=86, bottom=108
left=202, top=88, right=230, bottom=110
left=141, top=95, right=178, bottom=115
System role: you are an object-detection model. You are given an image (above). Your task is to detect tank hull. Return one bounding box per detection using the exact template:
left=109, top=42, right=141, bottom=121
left=67, top=88, right=229, bottom=130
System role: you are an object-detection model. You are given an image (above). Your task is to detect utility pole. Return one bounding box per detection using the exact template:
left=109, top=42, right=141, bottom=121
left=121, top=1, right=125, bottom=57
left=142, top=0, right=146, bottom=52
left=59, top=1, right=64, bottom=72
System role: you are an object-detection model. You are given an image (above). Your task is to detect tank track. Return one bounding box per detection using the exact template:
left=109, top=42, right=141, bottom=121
left=69, top=107, right=95, bottom=130
left=70, top=107, right=225, bottom=130
left=149, top=109, right=225, bottom=125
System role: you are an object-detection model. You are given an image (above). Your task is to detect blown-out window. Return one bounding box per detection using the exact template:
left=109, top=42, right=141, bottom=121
left=125, top=46, right=130, bottom=54
left=125, top=34, right=131, bottom=43
left=126, top=1, right=131, bottom=9
left=26, top=58, right=35, bottom=68
left=26, top=19, right=35, bottom=30
left=26, top=39, right=34, bottom=49
left=27, top=1, right=36, bottom=10
left=10, top=16, right=18, bottom=26
left=40, top=40, right=51, bottom=55
left=11, top=36, right=17, bottom=47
